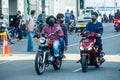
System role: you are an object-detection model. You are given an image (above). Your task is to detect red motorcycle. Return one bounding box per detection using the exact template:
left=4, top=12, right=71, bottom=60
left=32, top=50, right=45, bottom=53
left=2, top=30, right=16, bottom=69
left=114, top=19, right=120, bottom=32
left=79, top=32, right=105, bottom=72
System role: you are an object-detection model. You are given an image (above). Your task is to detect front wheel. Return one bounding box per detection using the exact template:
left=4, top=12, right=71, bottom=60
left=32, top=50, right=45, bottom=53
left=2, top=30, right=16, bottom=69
left=35, top=52, right=45, bottom=75
left=81, top=56, right=88, bottom=72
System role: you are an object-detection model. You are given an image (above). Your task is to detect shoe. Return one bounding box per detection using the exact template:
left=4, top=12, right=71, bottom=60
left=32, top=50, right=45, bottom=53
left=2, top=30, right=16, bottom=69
left=76, top=59, right=81, bottom=63
left=10, top=42, right=14, bottom=44
left=27, top=50, right=36, bottom=52
left=62, top=54, right=66, bottom=58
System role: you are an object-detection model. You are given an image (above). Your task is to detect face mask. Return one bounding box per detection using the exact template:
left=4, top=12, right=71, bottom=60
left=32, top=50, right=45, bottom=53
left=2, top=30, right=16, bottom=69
left=0, top=17, right=3, bottom=19
left=60, top=20, right=64, bottom=24
left=48, top=22, right=55, bottom=26
left=92, top=18, right=97, bottom=22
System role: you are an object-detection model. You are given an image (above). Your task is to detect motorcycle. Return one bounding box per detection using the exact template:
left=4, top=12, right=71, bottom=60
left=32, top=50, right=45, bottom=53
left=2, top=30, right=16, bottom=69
left=35, top=28, right=62, bottom=75
left=114, top=19, right=120, bottom=32
left=79, top=32, right=105, bottom=72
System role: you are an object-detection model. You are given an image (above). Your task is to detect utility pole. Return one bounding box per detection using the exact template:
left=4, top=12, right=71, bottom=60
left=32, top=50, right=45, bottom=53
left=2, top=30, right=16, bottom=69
left=41, top=0, right=45, bottom=12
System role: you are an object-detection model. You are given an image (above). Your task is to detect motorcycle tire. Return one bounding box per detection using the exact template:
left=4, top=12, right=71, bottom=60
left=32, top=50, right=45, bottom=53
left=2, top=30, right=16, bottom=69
left=52, top=57, right=62, bottom=70
left=81, top=56, right=88, bottom=72
left=35, top=52, right=45, bottom=75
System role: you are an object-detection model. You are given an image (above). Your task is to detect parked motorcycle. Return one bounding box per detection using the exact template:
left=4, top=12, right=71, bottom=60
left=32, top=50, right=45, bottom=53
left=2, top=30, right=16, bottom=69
left=34, top=21, right=45, bottom=38
left=114, top=19, right=120, bottom=32
left=35, top=28, right=62, bottom=75
left=79, top=32, right=105, bottom=72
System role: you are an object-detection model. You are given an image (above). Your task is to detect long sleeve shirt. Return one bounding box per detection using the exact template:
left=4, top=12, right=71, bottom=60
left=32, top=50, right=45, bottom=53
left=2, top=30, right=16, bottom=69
left=60, top=24, right=68, bottom=46
left=41, top=24, right=64, bottom=41
left=83, top=21, right=103, bottom=36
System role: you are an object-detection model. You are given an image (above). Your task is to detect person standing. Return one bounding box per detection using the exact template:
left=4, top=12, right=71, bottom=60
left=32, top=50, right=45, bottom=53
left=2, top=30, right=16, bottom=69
left=26, top=10, right=36, bottom=52
left=16, top=11, right=23, bottom=40
left=37, top=11, right=45, bottom=23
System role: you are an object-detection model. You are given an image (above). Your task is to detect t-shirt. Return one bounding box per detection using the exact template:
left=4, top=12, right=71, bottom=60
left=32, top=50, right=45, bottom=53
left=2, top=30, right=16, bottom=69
left=0, top=18, right=9, bottom=27
left=26, top=15, right=35, bottom=31
left=16, top=16, right=22, bottom=27
left=37, top=13, right=44, bottom=22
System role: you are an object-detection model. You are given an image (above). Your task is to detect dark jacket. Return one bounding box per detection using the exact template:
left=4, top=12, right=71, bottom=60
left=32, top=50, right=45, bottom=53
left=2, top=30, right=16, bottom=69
left=60, top=24, right=68, bottom=46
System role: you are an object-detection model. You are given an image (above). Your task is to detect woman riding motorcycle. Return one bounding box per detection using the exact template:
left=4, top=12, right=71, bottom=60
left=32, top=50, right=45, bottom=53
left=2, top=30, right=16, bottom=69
left=41, top=15, right=64, bottom=64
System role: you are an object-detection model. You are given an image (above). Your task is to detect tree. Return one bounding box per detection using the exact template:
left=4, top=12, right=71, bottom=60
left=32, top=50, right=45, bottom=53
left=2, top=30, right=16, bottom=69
left=27, top=0, right=30, bottom=14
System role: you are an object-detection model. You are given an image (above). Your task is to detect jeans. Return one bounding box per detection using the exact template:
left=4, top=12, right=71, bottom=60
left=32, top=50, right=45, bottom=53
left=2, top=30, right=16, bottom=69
left=59, top=38, right=65, bottom=54
left=27, top=31, right=34, bottom=51
left=51, top=40, right=60, bottom=57
left=5, top=27, right=12, bottom=42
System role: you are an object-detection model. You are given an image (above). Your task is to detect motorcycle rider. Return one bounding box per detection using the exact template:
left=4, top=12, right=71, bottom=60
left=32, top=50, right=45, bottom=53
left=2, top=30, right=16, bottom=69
left=77, top=12, right=104, bottom=65
left=56, top=13, right=68, bottom=58
left=41, top=15, right=64, bottom=64
left=115, top=9, right=120, bottom=19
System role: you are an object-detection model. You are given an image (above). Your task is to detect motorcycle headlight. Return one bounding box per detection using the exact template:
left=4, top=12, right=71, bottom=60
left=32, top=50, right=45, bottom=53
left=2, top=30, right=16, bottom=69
left=80, top=46, right=84, bottom=51
left=39, top=37, right=46, bottom=44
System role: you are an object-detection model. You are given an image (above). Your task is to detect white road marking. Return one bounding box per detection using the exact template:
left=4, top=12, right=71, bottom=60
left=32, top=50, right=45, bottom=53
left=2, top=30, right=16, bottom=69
left=72, top=68, right=82, bottom=72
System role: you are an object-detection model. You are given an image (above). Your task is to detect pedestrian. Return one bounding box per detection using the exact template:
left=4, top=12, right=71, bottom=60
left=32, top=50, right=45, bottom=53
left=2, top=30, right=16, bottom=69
left=56, top=13, right=68, bottom=58
left=65, top=9, right=71, bottom=26
left=16, top=11, right=23, bottom=41
left=0, top=14, right=14, bottom=44
left=26, top=10, right=36, bottom=52
left=70, top=10, right=75, bottom=20
left=37, top=11, right=45, bottom=23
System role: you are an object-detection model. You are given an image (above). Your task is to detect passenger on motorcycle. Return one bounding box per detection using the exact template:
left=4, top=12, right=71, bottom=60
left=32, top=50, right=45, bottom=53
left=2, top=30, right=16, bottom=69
left=41, top=16, right=64, bottom=64
left=77, top=12, right=104, bottom=65
left=0, top=14, right=14, bottom=44
left=56, top=13, right=68, bottom=58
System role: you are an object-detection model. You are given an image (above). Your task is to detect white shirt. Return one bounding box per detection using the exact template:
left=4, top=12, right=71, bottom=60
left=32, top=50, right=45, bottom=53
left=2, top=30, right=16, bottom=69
left=0, top=18, right=9, bottom=27
left=26, top=15, right=35, bottom=31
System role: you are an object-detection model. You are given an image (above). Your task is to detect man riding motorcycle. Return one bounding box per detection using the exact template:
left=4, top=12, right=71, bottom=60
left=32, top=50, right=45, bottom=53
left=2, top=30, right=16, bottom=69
left=41, top=16, right=64, bottom=64
left=77, top=12, right=104, bottom=65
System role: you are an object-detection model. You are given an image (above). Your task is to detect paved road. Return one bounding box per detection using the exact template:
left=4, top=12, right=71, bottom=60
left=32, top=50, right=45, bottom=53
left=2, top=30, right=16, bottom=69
left=0, top=23, right=120, bottom=80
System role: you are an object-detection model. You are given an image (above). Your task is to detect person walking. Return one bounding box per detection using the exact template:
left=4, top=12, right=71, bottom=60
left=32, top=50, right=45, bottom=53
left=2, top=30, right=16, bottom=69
left=26, top=10, right=36, bottom=52
left=16, top=11, right=23, bottom=41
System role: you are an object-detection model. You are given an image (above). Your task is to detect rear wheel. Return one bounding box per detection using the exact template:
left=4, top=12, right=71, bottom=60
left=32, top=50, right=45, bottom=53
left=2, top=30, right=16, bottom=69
left=35, top=52, right=45, bottom=75
left=52, top=57, right=62, bottom=70
left=81, top=56, right=88, bottom=72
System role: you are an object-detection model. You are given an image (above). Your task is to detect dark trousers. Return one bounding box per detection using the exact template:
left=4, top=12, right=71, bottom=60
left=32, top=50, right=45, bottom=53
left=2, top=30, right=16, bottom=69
left=95, top=37, right=103, bottom=57
left=18, top=27, right=23, bottom=40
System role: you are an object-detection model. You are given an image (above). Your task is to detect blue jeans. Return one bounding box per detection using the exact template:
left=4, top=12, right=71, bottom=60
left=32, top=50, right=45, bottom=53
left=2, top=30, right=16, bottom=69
left=59, top=38, right=65, bottom=54
left=5, top=27, right=12, bottom=42
left=27, top=31, right=34, bottom=51
left=51, top=40, right=60, bottom=57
